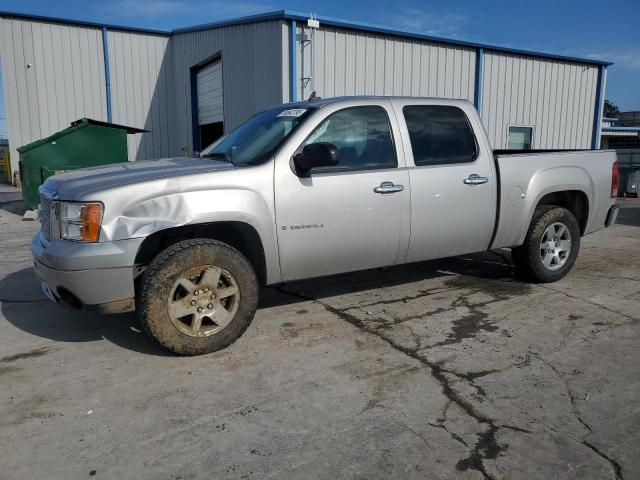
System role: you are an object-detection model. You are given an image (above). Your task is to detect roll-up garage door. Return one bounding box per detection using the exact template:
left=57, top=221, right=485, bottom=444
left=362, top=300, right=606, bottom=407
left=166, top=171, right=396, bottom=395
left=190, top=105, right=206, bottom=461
left=197, top=60, right=223, bottom=125
left=196, top=60, right=224, bottom=149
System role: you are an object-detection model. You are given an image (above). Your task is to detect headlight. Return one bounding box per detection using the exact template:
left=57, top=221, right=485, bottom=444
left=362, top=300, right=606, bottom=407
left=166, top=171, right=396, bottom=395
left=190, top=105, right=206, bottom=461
left=59, top=202, right=103, bottom=242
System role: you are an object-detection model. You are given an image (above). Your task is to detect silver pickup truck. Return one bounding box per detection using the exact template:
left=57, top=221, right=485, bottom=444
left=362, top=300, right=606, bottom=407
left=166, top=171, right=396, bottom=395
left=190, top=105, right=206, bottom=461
left=32, top=97, right=620, bottom=355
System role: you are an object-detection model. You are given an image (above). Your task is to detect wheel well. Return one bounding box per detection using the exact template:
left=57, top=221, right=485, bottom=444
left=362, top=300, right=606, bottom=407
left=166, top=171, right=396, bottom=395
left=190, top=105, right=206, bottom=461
left=134, top=222, right=267, bottom=285
left=536, top=190, right=589, bottom=234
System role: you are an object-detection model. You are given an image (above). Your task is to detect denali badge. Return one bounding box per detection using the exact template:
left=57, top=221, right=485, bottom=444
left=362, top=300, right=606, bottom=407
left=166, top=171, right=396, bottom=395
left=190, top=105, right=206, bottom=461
left=281, top=224, right=324, bottom=230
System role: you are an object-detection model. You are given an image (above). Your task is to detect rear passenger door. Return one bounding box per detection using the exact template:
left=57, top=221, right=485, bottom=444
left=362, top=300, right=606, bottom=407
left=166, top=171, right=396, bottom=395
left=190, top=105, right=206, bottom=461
left=394, top=101, right=496, bottom=262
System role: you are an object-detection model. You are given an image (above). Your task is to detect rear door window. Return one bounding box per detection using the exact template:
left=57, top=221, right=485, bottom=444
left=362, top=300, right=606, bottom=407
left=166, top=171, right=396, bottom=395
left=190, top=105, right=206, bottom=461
left=403, top=105, right=478, bottom=166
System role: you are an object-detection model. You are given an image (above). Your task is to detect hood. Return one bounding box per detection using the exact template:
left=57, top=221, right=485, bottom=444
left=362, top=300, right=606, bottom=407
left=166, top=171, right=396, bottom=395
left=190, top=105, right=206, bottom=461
left=42, top=157, right=235, bottom=199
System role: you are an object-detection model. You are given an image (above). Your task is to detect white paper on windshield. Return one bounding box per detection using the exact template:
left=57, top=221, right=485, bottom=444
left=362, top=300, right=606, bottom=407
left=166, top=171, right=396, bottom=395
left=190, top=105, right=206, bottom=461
left=278, top=109, right=307, bottom=117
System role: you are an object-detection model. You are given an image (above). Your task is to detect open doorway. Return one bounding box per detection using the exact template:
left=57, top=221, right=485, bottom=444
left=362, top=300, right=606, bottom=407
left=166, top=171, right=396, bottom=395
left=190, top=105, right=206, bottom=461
left=199, top=121, right=224, bottom=149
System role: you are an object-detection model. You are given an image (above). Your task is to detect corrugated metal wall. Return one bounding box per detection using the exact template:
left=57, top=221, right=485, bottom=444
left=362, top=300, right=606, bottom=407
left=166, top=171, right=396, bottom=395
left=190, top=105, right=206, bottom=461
left=107, top=30, right=172, bottom=160
left=295, top=25, right=476, bottom=103
left=170, top=21, right=284, bottom=155
left=0, top=15, right=603, bottom=173
left=0, top=17, right=107, bottom=171
left=481, top=51, right=599, bottom=149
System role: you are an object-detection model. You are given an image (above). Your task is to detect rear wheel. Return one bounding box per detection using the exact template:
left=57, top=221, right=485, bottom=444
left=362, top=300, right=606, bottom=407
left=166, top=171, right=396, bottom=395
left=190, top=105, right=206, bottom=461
left=138, top=239, right=258, bottom=355
left=511, top=206, right=580, bottom=283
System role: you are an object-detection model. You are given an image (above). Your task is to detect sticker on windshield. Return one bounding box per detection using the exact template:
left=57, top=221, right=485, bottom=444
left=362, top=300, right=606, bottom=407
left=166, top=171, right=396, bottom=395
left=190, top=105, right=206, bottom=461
left=278, top=109, right=307, bottom=118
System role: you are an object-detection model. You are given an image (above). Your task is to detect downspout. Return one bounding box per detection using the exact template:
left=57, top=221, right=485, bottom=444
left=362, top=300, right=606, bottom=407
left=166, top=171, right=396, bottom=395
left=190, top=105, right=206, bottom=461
left=591, top=65, right=607, bottom=149
left=101, top=27, right=113, bottom=123
left=289, top=20, right=297, bottom=102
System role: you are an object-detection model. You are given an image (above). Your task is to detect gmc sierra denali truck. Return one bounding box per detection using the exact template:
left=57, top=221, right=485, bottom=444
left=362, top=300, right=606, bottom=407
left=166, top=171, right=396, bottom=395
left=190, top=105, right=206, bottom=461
left=32, top=97, right=620, bottom=355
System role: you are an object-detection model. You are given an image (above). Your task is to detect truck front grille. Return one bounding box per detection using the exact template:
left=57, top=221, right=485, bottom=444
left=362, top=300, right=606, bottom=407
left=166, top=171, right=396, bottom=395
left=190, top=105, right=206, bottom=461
left=39, top=195, right=52, bottom=240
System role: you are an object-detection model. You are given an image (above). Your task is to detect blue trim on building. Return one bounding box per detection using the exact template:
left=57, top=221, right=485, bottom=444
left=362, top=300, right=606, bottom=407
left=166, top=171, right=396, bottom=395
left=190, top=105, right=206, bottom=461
left=173, top=10, right=287, bottom=34
left=289, top=20, right=297, bottom=102
left=0, top=9, right=169, bottom=34
left=101, top=27, right=113, bottom=123
left=591, top=66, right=606, bottom=149
left=279, top=11, right=613, bottom=66
left=0, top=9, right=613, bottom=67
left=474, top=48, right=484, bottom=113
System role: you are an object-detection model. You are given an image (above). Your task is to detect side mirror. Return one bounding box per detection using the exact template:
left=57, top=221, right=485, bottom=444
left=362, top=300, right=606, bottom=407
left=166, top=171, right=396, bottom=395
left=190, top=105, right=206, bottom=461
left=293, top=142, right=339, bottom=172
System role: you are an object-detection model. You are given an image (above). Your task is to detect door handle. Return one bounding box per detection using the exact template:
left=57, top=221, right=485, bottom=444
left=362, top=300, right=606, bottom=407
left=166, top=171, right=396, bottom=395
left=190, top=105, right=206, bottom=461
left=463, top=174, right=489, bottom=185
left=374, top=181, right=404, bottom=194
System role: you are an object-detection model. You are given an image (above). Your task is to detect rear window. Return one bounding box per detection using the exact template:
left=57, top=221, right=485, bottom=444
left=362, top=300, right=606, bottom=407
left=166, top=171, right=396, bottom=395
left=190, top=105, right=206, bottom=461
left=403, top=105, right=478, bottom=166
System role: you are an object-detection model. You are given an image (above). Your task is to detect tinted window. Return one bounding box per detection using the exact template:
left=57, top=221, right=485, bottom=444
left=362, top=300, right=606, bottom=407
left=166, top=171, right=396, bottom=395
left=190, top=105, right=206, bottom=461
left=403, top=105, right=477, bottom=165
left=304, top=106, right=396, bottom=172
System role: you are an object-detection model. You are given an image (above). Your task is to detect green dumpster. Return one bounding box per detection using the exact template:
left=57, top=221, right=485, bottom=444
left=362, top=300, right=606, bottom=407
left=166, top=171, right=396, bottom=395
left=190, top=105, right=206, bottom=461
left=18, top=118, right=146, bottom=209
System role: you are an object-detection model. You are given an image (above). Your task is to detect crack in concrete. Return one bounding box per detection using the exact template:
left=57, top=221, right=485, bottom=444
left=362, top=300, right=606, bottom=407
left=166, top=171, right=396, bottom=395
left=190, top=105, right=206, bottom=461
left=575, top=271, right=640, bottom=284
left=346, top=286, right=465, bottom=310
left=533, top=353, right=624, bottom=479
left=613, top=235, right=640, bottom=241
left=273, top=284, right=528, bottom=479
left=427, top=422, right=469, bottom=448
left=393, top=419, right=436, bottom=454
left=0, top=298, right=50, bottom=304
left=455, top=425, right=506, bottom=480
left=433, top=295, right=499, bottom=347
left=1, top=347, right=51, bottom=363
left=539, top=285, right=638, bottom=324
left=379, top=306, right=451, bottom=326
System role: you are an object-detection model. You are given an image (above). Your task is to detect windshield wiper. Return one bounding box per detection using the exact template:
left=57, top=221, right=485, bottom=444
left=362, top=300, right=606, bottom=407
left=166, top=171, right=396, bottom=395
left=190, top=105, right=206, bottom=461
left=202, top=152, right=233, bottom=164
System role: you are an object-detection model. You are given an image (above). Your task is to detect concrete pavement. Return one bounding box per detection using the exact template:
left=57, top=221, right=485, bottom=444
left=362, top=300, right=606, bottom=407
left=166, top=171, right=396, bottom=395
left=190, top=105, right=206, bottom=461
left=1, top=183, right=639, bottom=479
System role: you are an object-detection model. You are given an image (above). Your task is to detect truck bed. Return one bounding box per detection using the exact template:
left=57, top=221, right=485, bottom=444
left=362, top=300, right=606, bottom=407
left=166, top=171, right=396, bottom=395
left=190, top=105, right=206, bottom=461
left=490, top=149, right=617, bottom=249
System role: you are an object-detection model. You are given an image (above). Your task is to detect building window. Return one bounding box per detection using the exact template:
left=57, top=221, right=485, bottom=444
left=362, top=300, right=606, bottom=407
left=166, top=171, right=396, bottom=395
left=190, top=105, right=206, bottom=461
left=402, top=105, right=478, bottom=166
left=507, top=126, right=533, bottom=150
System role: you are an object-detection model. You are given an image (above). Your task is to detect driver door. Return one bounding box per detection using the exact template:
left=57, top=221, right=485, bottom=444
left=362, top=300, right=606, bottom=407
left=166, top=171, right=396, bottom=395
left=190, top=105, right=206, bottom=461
left=274, top=102, right=410, bottom=281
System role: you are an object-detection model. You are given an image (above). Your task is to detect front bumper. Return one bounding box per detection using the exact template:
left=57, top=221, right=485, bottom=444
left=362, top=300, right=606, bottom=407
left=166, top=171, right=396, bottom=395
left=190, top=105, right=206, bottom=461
left=31, top=233, right=143, bottom=313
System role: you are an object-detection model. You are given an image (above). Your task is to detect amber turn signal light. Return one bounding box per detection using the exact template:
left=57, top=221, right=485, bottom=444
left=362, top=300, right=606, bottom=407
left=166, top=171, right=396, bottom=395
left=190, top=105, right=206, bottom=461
left=81, top=203, right=103, bottom=242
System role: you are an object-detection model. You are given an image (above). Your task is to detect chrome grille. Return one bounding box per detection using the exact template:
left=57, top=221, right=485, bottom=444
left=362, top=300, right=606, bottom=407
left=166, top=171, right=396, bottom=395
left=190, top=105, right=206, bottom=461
left=39, top=195, right=52, bottom=240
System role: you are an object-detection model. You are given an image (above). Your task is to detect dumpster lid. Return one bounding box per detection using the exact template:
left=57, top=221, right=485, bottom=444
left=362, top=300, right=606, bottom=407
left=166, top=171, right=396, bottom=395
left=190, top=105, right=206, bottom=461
left=18, top=118, right=149, bottom=153
left=70, top=118, right=148, bottom=134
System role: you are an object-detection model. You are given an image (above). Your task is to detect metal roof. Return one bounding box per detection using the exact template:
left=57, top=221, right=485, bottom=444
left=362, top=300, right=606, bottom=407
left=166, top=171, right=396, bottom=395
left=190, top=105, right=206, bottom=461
left=0, top=9, right=613, bottom=66
left=0, top=9, right=169, bottom=35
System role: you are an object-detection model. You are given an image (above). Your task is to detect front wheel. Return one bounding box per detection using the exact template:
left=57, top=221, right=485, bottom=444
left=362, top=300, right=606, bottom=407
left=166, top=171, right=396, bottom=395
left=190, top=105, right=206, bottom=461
left=511, top=206, right=581, bottom=283
left=138, top=239, right=258, bottom=355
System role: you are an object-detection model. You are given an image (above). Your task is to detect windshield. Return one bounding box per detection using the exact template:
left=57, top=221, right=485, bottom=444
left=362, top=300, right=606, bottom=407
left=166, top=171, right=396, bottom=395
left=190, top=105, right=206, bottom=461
left=200, top=106, right=313, bottom=166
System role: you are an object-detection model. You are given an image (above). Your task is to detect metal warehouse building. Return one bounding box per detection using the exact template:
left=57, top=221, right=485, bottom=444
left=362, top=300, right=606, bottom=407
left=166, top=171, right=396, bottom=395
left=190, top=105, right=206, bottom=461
left=0, top=10, right=611, bottom=177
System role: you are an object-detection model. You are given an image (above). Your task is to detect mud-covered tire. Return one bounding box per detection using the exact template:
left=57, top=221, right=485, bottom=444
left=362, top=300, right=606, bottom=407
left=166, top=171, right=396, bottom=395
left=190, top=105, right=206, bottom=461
left=511, top=206, right=581, bottom=283
left=138, top=239, right=258, bottom=355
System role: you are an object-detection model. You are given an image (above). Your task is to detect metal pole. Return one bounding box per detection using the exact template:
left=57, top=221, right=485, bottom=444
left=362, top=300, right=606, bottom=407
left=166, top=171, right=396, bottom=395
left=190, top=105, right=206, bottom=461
left=300, top=24, right=305, bottom=99
left=310, top=23, right=315, bottom=93
left=101, top=27, right=113, bottom=123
